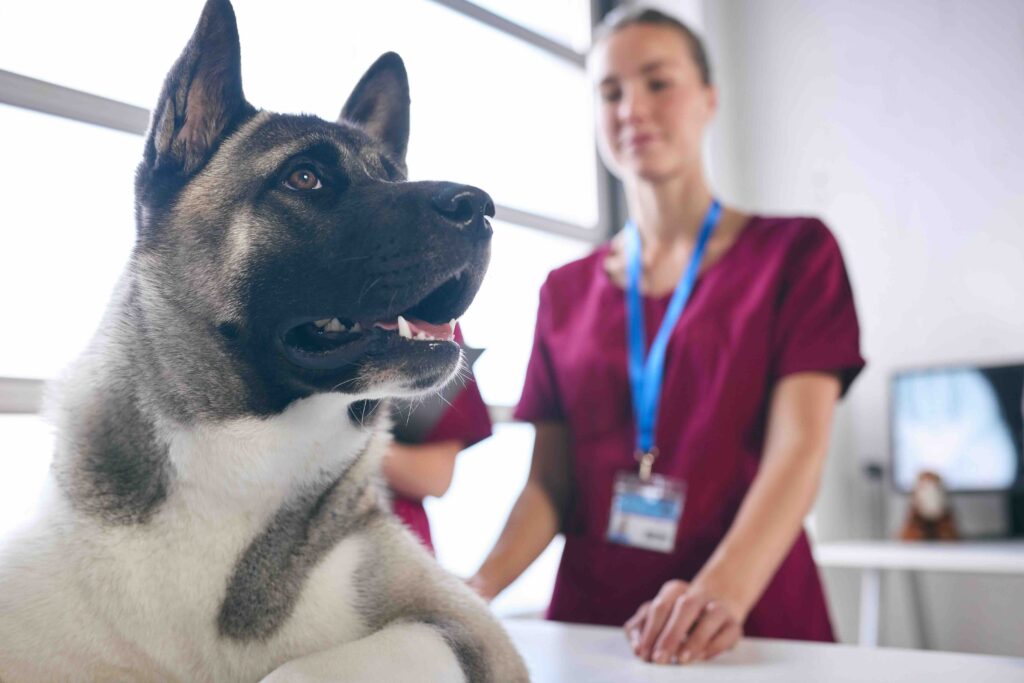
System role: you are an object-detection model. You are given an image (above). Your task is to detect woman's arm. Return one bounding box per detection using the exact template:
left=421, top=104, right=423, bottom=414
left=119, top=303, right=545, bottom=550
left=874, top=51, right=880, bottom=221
left=467, top=421, right=572, bottom=601
left=628, top=371, right=841, bottom=664
left=382, top=440, right=463, bottom=501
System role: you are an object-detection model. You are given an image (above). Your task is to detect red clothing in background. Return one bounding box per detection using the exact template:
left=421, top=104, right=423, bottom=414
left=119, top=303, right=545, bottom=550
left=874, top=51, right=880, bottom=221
left=391, top=327, right=492, bottom=551
left=514, top=216, right=865, bottom=641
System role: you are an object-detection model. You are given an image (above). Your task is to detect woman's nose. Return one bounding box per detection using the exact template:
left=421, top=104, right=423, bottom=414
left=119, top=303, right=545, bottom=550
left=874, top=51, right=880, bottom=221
left=617, top=86, right=649, bottom=124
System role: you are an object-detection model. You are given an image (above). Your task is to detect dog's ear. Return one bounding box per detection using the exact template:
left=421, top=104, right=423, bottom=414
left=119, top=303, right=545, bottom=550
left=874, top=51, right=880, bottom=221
left=142, top=0, right=253, bottom=181
left=340, top=53, right=411, bottom=172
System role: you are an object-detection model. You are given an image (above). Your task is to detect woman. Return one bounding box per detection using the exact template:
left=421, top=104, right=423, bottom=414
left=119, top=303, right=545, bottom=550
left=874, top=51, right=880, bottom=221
left=468, top=8, right=865, bottom=666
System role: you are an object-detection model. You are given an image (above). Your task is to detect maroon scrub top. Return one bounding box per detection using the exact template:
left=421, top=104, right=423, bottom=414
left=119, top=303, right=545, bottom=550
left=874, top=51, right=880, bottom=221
left=391, top=327, right=493, bottom=551
left=514, top=216, right=865, bottom=641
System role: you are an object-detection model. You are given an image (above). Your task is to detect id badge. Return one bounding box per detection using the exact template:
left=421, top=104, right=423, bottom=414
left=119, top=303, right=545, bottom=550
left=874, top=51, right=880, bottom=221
left=606, top=472, right=685, bottom=554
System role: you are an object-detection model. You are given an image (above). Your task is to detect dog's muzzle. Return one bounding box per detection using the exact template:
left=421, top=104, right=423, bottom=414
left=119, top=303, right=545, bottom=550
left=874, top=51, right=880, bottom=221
left=431, top=184, right=495, bottom=238
left=275, top=183, right=494, bottom=373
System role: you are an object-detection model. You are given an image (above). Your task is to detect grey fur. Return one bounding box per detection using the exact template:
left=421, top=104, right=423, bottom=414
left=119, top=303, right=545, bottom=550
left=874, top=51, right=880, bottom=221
left=51, top=276, right=174, bottom=525
left=218, top=443, right=382, bottom=641
left=60, top=380, right=170, bottom=526
left=8, top=0, right=528, bottom=680
left=351, top=519, right=523, bottom=683
left=422, top=616, right=490, bottom=683
left=54, top=0, right=490, bottom=520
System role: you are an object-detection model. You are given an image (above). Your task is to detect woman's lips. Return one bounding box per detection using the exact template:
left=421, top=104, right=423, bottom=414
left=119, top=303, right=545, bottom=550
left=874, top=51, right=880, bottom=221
left=624, top=132, right=656, bottom=151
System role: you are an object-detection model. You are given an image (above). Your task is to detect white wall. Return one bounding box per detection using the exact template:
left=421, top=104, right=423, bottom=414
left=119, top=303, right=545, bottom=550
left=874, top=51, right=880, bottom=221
left=698, top=0, right=1024, bottom=656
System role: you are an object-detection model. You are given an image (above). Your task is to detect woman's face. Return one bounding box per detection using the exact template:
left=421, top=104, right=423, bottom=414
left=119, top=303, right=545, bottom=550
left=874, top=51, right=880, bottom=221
left=589, top=24, right=716, bottom=184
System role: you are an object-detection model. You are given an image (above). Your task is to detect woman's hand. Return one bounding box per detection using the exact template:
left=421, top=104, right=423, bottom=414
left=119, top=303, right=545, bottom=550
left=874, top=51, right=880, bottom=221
left=465, top=573, right=499, bottom=603
left=623, top=373, right=839, bottom=665
left=624, top=579, right=745, bottom=665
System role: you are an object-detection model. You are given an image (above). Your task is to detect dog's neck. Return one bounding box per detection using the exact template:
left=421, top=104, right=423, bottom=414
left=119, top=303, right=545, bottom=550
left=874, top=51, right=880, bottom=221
left=51, top=281, right=389, bottom=526
left=163, top=393, right=383, bottom=514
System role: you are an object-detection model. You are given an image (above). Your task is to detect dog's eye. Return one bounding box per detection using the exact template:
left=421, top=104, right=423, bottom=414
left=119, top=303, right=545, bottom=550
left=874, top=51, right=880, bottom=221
left=284, top=167, right=322, bottom=191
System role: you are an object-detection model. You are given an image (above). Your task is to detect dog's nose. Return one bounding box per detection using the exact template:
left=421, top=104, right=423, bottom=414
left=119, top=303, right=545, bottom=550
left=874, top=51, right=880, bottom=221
left=431, top=184, right=495, bottom=237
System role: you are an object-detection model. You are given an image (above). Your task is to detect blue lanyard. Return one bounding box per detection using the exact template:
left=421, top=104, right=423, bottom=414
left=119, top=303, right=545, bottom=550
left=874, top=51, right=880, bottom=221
left=625, top=199, right=722, bottom=478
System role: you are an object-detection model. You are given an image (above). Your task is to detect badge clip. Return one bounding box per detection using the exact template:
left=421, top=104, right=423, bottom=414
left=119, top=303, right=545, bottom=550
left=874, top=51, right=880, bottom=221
left=635, top=447, right=659, bottom=482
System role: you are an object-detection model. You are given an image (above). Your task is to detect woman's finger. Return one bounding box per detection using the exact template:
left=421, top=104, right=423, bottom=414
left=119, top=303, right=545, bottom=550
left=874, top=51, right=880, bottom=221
left=623, top=601, right=650, bottom=654
left=624, top=601, right=649, bottom=634
left=677, top=601, right=731, bottom=663
left=701, top=622, right=743, bottom=661
left=648, top=596, right=692, bottom=664
left=647, top=593, right=704, bottom=663
left=637, top=593, right=679, bottom=660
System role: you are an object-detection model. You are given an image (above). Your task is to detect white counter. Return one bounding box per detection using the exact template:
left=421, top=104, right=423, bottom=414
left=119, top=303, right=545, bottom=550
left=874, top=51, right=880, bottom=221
left=813, top=539, right=1024, bottom=646
left=504, top=618, right=1024, bottom=682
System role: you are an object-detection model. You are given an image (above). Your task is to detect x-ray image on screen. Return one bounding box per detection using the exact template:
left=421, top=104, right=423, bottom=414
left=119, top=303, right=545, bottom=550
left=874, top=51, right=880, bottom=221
left=892, top=365, right=1023, bottom=493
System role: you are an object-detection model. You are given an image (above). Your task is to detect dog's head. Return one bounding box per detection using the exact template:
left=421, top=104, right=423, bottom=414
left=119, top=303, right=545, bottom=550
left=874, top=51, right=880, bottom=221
left=130, top=0, right=492, bottom=419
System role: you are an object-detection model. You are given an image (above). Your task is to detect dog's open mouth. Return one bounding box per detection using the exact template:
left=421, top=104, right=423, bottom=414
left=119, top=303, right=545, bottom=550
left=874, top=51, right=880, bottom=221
left=277, top=270, right=470, bottom=371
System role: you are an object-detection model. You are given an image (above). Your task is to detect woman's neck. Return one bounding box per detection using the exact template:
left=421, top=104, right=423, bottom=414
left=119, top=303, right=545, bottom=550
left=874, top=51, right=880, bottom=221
left=625, top=171, right=714, bottom=248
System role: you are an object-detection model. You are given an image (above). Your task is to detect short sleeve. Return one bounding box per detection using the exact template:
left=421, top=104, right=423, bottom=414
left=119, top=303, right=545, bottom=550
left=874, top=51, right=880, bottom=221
left=772, top=220, right=865, bottom=395
left=514, top=279, right=565, bottom=422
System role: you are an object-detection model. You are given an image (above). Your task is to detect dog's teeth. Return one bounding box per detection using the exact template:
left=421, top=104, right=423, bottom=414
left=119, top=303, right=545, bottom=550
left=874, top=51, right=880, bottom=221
left=325, top=318, right=345, bottom=333
left=314, top=319, right=331, bottom=329
left=449, top=319, right=456, bottom=334
left=351, top=322, right=362, bottom=332
left=415, top=331, right=427, bottom=340
left=397, top=315, right=412, bottom=339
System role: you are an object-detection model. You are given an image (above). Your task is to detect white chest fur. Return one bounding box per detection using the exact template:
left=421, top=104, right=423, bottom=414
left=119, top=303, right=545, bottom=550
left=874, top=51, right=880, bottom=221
left=0, top=393, right=383, bottom=682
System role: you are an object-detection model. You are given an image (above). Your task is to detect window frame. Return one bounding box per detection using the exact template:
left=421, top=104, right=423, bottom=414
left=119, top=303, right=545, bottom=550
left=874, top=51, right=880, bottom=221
left=0, top=0, right=617, bottom=419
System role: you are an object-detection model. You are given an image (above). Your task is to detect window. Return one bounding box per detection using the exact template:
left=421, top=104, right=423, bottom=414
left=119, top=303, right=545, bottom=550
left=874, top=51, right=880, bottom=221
left=0, top=415, right=54, bottom=538
left=0, top=104, right=138, bottom=379
left=461, top=221, right=591, bottom=406
left=0, top=0, right=605, bottom=615
left=466, top=0, right=592, bottom=53
left=426, top=422, right=566, bottom=616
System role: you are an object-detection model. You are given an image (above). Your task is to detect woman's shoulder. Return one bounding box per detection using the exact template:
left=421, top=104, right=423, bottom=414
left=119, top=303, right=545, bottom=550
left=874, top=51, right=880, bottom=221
left=744, top=214, right=834, bottom=244
left=732, top=215, right=853, bottom=293
left=738, top=214, right=842, bottom=262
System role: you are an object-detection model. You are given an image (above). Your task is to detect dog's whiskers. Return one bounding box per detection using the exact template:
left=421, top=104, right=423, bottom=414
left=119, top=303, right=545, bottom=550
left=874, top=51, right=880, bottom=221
left=335, top=255, right=372, bottom=263
left=329, top=376, right=362, bottom=393
left=357, top=277, right=383, bottom=306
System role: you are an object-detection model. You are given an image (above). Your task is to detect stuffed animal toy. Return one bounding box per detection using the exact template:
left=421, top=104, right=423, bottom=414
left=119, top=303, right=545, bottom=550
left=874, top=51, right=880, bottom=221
left=899, top=470, right=959, bottom=541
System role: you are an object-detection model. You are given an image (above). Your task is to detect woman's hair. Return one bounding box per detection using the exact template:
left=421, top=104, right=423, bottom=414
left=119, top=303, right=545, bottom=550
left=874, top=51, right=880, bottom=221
left=591, top=6, right=712, bottom=86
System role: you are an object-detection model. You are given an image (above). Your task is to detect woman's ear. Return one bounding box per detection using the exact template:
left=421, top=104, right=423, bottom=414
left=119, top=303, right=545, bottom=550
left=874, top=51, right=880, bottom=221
left=704, top=84, right=719, bottom=121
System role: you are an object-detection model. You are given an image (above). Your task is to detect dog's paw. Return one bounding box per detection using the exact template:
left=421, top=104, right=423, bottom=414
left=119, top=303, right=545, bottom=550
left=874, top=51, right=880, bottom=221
left=259, top=622, right=465, bottom=683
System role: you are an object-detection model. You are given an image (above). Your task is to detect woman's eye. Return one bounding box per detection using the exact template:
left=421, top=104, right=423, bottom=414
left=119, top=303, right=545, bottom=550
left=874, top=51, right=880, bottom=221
left=284, top=167, right=322, bottom=191
left=601, top=88, right=622, bottom=103
left=649, top=79, right=670, bottom=92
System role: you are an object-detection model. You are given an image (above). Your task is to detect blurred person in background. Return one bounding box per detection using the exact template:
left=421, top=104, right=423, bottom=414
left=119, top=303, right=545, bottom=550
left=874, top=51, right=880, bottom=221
left=469, top=7, right=864, bottom=666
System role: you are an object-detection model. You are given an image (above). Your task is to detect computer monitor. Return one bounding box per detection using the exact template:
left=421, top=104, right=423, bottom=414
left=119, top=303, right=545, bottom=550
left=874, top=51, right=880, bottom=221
left=890, top=362, right=1024, bottom=494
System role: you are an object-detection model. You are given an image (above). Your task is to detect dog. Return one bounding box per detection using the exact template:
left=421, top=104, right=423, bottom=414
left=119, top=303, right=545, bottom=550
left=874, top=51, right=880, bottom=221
left=0, top=1, right=528, bottom=680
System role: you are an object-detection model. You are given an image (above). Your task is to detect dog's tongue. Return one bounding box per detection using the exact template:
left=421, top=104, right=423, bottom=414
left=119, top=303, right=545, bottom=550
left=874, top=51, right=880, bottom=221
left=375, top=317, right=455, bottom=341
